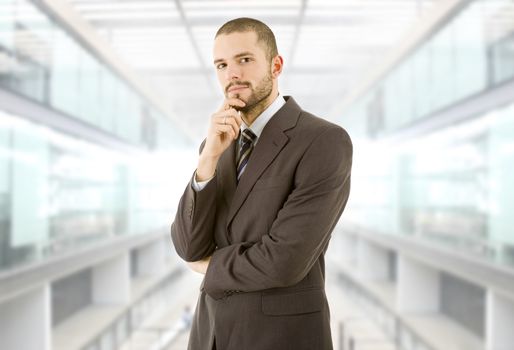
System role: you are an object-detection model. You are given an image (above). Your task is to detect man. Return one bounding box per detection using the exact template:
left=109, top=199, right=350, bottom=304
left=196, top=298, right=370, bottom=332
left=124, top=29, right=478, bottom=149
left=171, top=17, right=352, bottom=350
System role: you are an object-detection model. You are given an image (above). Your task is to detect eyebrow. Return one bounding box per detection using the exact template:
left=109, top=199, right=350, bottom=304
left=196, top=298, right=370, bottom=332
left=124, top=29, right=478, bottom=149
left=213, top=51, right=255, bottom=65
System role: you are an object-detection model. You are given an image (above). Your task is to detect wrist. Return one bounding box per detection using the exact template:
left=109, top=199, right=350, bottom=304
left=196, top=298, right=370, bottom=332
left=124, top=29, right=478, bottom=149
left=196, top=154, right=219, bottom=181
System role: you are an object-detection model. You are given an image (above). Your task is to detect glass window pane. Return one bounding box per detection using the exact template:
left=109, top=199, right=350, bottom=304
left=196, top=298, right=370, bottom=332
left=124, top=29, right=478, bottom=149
left=454, top=1, right=487, bottom=99
left=50, top=30, right=79, bottom=115
left=78, top=50, right=101, bottom=125
left=430, top=23, right=455, bottom=112
left=0, top=0, right=15, bottom=50
left=483, top=0, right=514, bottom=84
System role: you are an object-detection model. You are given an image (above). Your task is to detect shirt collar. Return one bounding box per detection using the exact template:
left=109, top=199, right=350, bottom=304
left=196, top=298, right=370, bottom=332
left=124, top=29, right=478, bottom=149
left=240, top=93, right=286, bottom=144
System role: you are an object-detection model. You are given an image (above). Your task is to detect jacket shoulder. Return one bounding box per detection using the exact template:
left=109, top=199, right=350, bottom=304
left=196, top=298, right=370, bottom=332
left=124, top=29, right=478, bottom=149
left=294, top=110, right=352, bottom=145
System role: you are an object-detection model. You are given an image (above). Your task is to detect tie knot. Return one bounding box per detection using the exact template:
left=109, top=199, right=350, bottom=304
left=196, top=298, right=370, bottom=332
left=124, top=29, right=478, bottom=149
left=241, top=128, right=257, bottom=143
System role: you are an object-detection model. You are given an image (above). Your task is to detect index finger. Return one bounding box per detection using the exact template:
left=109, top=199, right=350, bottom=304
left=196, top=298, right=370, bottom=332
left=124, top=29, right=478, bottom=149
left=223, top=108, right=243, bottom=126
left=224, top=98, right=246, bottom=110
left=234, top=110, right=243, bottom=126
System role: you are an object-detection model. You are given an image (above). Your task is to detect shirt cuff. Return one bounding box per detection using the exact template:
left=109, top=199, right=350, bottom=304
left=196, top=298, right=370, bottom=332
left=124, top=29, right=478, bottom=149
left=192, top=170, right=215, bottom=191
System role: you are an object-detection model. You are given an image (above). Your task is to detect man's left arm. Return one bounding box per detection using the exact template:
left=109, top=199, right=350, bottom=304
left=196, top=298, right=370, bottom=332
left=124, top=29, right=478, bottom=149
left=202, top=126, right=353, bottom=300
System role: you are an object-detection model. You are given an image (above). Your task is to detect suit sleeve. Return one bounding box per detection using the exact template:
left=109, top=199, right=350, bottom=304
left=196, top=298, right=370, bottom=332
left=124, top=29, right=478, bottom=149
left=170, top=140, right=217, bottom=261
left=203, top=126, right=353, bottom=299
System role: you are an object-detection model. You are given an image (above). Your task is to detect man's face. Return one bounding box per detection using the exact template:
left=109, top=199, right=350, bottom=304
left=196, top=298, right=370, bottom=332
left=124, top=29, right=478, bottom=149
left=213, top=31, right=273, bottom=112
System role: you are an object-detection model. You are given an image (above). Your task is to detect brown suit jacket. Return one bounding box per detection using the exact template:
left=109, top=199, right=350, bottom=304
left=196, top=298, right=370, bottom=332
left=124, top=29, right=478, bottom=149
left=171, top=96, right=352, bottom=350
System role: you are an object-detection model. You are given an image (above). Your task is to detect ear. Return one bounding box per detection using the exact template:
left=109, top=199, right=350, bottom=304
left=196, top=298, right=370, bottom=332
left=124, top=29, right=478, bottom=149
left=271, top=55, right=283, bottom=78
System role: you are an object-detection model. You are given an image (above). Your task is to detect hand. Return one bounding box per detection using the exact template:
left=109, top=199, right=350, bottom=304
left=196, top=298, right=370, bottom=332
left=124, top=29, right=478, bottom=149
left=187, top=256, right=211, bottom=275
left=196, top=98, right=244, bottom=181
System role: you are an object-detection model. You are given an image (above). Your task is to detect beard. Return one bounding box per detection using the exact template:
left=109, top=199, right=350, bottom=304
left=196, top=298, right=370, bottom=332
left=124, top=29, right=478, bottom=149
left=226, top=72, right=273, bottom=114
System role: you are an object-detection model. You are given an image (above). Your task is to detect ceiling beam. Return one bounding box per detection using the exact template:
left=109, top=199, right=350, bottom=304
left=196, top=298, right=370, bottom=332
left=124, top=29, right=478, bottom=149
left=89, top=15, right=371, bottom=28
left=288, top=0, right=308, bottom=66
left=173, top=0, right=216, bottom=91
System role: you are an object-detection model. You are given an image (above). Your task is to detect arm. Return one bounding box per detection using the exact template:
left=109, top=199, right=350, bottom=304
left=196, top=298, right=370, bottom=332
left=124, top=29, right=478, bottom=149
left=170, top=98, right=244, bottom=262
left=170, top=169, right=218, bottom=262
left=203, top=126, right=353, bottom=299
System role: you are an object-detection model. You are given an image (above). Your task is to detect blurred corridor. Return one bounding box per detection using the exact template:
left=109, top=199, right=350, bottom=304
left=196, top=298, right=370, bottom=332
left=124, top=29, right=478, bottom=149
left=1, top=0, right=514, bottom=349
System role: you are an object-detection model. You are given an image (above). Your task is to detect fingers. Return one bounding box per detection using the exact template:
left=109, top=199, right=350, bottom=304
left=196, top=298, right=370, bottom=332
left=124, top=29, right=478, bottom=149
left=215, top=124, right=237, bottom=140
left=208, top=98, right=245, bottom=145
left=187, top=259, right=209, bottom=275
left=212, top=109, right=242, bottom=140
left=225, top=110, right=243, bottom=130
left=234, top=110, right=243, bottom=126
left=220, top=98, right=245, bottom=111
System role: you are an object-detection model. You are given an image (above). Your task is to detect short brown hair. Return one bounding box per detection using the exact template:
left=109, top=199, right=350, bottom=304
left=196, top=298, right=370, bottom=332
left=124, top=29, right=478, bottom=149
left=215, top=17, right=278, bottom=62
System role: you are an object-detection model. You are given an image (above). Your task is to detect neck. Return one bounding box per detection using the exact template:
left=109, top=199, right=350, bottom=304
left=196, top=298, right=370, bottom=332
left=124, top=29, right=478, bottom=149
left=243, top=91, right=279, bottom=126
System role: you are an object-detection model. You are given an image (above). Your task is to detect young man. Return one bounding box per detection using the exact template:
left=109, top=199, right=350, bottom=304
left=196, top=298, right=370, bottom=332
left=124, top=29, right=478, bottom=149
left=171, top=17, right=352, bottom=350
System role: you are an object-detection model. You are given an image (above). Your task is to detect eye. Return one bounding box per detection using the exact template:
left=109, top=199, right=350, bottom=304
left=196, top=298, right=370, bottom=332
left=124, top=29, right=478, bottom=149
left=240, top=57, right=252, bottom=63
left=216, top=63, right=226, bottom=70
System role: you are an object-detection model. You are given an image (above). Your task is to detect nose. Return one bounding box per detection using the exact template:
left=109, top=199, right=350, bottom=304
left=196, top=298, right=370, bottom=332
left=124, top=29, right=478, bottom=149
left=226, top=63, right=242, bottom=81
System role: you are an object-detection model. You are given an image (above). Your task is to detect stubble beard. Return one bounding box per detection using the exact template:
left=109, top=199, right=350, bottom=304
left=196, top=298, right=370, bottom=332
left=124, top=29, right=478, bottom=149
left=231, top=72, right=273, bottom=115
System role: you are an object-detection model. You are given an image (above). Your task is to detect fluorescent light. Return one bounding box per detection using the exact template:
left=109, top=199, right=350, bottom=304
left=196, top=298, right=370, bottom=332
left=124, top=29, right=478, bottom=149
left=187, top=9, right=300, bottom=18
left=74, top=1, right=176, bottom=12
left=183, top=0, right=301, bottom=9
left=83, top=12, right=179, bottom=20
left=111, top=27, right=181, bottom=35
left=308, top=0, right=433, bottom=7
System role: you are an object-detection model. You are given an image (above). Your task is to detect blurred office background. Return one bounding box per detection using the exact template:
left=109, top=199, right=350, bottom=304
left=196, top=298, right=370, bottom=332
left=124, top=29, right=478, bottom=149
left=1, top=0, right=513, bottom=349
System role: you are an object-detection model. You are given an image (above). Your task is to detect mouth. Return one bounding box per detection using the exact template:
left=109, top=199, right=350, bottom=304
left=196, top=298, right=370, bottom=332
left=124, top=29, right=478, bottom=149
left=227, top=85, right=248, bottom=93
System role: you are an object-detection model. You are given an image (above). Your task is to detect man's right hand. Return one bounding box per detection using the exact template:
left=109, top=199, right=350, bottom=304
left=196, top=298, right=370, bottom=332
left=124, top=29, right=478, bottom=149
left=196, top=98, right=245, bottom=181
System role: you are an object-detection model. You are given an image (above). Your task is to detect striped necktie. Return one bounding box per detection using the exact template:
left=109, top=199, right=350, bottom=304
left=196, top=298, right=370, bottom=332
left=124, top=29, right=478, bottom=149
left=236, top=128, right=257, bottom=181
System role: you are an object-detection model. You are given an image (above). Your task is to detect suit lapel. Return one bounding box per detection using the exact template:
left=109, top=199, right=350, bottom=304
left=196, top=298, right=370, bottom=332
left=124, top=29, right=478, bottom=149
left=226, top=96, right=301, bottom=229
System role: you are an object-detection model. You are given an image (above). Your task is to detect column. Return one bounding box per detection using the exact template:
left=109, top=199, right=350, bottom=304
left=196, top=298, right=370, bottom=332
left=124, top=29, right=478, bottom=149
left=356, top=239, right=390, bottom=281
left=486, top=290, right=514, bottom=350
left=0, top=285, right=51, bottom=350
left=92, top=253, right=130, bottom=304
left=136, top=239, right=166, bottom=276
left=396, top=254, right=440, bottom=312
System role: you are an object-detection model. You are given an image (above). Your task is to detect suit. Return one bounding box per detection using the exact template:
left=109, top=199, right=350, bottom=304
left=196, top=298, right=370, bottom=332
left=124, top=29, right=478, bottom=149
left=171, top=96, right=352, bottom=350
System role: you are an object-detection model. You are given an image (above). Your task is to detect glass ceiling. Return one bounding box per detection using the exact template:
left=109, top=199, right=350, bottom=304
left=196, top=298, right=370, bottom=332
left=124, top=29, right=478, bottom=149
left=65, top=0, right=438, bottom=139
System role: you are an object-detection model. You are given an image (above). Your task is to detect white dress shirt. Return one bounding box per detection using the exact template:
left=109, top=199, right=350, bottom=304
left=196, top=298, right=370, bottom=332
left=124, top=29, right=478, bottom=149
left=193, top=93, right=286, bottom=191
